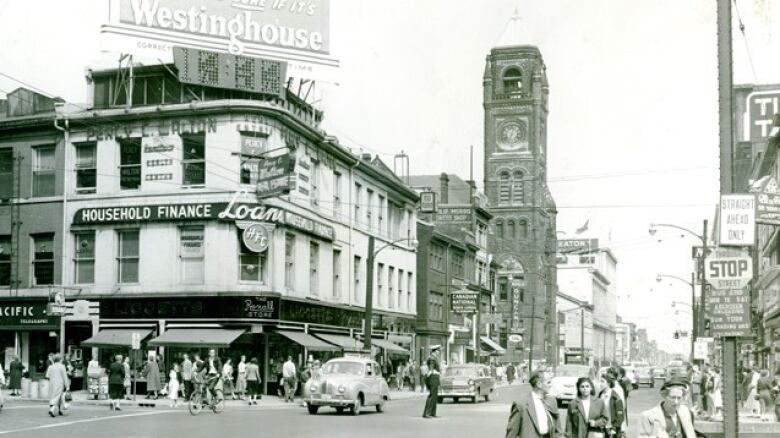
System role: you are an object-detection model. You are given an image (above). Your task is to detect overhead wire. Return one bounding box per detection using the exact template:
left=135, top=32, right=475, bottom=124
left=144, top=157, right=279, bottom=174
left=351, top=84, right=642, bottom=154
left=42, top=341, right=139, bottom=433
left=732, top=0, right=759, bottom=83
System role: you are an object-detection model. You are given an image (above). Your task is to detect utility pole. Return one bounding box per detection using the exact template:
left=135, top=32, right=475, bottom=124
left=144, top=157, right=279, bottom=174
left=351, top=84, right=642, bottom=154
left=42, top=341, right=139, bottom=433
left=581, top=306, right=585, bottom=365
left=528, top=290, right=536, bottom=374
left=363, top=235, right=375, bottom=351
left=690, top=272, right=696, bottom=363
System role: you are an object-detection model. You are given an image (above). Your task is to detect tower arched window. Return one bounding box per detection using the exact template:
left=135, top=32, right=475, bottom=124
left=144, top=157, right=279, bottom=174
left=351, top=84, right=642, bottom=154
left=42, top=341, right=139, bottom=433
left=512, top=170, right=524, bottom=204
left=519, top=220, right=529, bottom=239
left=507, top=220, right=516, bottom=239
left=495, top=220, right=504, bottom=238
left=503, top=68, right=523, bottom=93
left=498, top=171, right=511, bottom=204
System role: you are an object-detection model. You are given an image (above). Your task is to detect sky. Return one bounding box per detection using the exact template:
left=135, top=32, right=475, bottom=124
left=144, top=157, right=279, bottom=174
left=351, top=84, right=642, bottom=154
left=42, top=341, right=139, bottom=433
left=2, top=0, right=779, bottom=355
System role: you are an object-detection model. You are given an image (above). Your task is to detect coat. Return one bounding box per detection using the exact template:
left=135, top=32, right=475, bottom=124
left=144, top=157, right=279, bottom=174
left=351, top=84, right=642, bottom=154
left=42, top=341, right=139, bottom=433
left=108, top=361, right=125, bottom=385
left=565, top=397, right=608, bottom=438
left=505, top=392, right=560, bottom=438
left=144, top=360, right=162, bottom=391
left=9, top=359, right=24, bottom=390
left=601, top=387, right=626, bottom=433
left=637, top=403, right=695, bottom=438
left=45, top=362, right=69, bottom=404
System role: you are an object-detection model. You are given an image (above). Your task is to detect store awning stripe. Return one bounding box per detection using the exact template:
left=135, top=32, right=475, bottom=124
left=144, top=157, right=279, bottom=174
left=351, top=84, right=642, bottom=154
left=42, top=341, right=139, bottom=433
left=147, top=328, right=246, bottom=348
left=276, top=331, right=340, bottom=352
left=370, top=338, right=410, bottom=355
left=81, top=329, right=153, bottom=348
left=480, top=336, right=506, bottom=353
left=313, top=333, right=363, bottom=350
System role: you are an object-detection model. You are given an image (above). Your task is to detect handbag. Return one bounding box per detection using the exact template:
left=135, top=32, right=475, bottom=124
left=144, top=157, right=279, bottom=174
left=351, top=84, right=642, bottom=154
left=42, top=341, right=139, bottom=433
left=64, top=391, right=72, bottom=402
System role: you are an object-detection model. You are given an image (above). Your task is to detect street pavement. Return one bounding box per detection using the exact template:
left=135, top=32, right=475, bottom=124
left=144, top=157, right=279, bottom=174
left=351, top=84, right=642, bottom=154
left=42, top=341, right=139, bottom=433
left=0, top=384, right=662, bottom=438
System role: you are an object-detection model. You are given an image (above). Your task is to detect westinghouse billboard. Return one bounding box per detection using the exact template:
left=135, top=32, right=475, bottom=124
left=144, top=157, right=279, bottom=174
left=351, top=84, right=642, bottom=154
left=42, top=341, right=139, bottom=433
left=101, top=0, right=337, bottom=79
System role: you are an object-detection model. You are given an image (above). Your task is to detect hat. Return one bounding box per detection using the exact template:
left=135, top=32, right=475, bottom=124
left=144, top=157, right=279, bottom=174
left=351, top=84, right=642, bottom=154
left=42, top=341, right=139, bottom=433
left=661, top=377, right=689, bottom=391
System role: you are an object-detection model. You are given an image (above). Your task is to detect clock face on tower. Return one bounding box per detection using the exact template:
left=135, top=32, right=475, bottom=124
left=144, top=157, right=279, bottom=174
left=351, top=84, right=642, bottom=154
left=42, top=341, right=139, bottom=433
left=497, top=120, right=528, bottom=151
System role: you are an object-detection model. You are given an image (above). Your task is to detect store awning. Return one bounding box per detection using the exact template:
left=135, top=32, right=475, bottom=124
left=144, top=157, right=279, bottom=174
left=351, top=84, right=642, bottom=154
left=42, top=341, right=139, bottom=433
left=147, top=328, right=246, bottom=348
left=314, top=333, right=363, bottom=350
left=276, top=331, right=340, bottom=352
left=81, top=329, right=154, bottom=348
left=480, top=336, right=506, bottom=353
left=387, top=334, right=412, bottom=344
left=370, top=338, right=410, bottom=355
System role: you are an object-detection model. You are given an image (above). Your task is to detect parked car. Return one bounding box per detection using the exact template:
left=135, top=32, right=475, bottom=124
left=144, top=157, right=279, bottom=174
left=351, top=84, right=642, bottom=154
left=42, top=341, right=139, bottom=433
left=652, top=367, right=667, bottom=388
left=666, top=360, right=688, bottom=379
left=549, top=364, right=598, bottom=406
left=304, top=356, right=390, bottom=415
left=438, top=363, right=496, bottom=403
left=635, top=366, right=653, bottom=388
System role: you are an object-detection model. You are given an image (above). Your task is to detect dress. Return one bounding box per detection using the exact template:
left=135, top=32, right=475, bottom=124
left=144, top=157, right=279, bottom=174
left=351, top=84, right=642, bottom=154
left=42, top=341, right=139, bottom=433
left=167, top=370, right=180, bottom=401
left=45, top=362, right=69, bottom=413
left=145, top=360, right=161, bottom=392
left=8, top=360, right=23, bottom=390
left=746, top=372, right=760, bottom=413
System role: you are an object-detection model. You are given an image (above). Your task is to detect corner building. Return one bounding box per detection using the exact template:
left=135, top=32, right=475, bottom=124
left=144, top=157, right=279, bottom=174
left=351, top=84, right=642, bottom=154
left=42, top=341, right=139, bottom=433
left=58, top=62, right=418, bottom=394
left=483, top=45, right=558, bottom=366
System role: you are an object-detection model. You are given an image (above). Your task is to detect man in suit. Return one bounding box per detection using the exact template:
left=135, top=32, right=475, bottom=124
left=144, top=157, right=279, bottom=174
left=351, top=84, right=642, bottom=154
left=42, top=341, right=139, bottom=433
left=505, top=370, right=560, bottom=437
left=638, top=378, right=696, bottom=437
left=422, top=346, right=441, bottom=418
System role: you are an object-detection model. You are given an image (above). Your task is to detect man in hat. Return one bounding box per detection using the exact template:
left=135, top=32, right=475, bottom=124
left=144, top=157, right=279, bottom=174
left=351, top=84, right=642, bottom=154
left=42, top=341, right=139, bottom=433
left=637, top=378, right=696, bottom=438
left=422, top=346, right=441, bottom=418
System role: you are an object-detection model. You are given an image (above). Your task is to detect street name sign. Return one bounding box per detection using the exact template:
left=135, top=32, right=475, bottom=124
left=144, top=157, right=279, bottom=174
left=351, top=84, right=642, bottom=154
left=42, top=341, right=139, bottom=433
left=719, top=194, right=756, bottom=246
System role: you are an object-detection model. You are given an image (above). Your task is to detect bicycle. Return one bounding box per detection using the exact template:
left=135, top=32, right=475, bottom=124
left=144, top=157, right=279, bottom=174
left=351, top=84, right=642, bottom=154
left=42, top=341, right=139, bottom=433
left=188, top=375, right=225, bottom=416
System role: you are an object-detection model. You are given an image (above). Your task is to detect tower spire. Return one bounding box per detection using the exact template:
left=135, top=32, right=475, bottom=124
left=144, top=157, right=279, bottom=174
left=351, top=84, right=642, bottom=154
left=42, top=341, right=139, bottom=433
left=495, top=5, right=533, bottom=48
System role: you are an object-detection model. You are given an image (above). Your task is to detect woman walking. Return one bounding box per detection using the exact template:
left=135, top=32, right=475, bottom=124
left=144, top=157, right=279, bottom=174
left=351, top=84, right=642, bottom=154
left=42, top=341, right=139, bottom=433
left=8, top=356, right=23, bottom=396
left=122, top=357, right=132, bottom=400
left=222, top=358, right=235, bottom=400
left=245, top=358, right=262, bottom=405
left=45, top=354, right=70, bottom=418
left=746, top=368, right=761, bottom=417
left=757, top=369, right=774, bottom=421
left=235, top=355, right=247, bottom=400
left=567, top=377, right=608, bottom=438
left=168, top=364, right=181, bottom=407
left=144, top=355, right=161, bottom=399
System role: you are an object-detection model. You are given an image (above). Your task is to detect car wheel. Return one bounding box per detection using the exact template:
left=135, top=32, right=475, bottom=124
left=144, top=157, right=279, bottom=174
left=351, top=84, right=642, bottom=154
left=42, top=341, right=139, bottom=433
left=307, top=405, right=319, bottom=415
left=351, top=402, right=360, bottom=416
left=471, top=395, right=477, bottom=404
left=376, top=401, right=384, bottom=413
left=335, top=407, right=344, bottom=414
left=485, top=390, right=492, bottom=402
left=437, top=396, right=444, bottom=403
left=453, top=397, right=459, bottom=403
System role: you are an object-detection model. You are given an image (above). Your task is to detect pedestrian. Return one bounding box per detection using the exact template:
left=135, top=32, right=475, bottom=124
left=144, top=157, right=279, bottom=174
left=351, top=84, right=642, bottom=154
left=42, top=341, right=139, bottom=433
left=420, top=360, right=428, bottom=393
left=506, top=363, right=516, bottom=385
left=45, top=354, right=70, bottom=418
left=617, top=366, right=631, bottom=400
left=505, top=370, right=559, bottom=437
left=122, top=356, right=132, bottom=400
left=746, top=367, right=761, bottom=417
left=396, top=361, right=406, bottom=390
left=600, top=368, right=626, bottom=438
left=222, top=358, right=235, bottom=400
left=709, top=367, right=723, bottom=421
left=0, top=360, right=5, bottom=409
left=740, top=367, right=752, bottom=408
left=300, top=360, right=312, bottom=407
left=772, top=371, right=780, bottom=422
left=566, top=377, right=608, bottom=438
left=637, top=378, right=696, bottom=438
left=8, top=355, right=24, bottom=396
left=168, top=364, right=181, bottom=407
left=690, top=365, right=702, bottom=415
left=108, top=354, right=125, bottom=411
left=144, top=354, right=161, bottom=399
left=311, top=360, right=322, bottom=379
left=758, top=369, right=774, bottom=422
left=282, top=355, right=297, bottom=403
left=181, top=353, right=193, bottom=400
left=245, top=358, right=262, bottom=405
left=236, top=355, right=247, bottom=400
left=422, top=352, right=441, bottom=419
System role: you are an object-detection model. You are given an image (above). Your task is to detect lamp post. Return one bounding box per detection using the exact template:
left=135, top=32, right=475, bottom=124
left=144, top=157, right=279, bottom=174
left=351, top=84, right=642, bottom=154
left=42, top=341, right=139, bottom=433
left=656, top=274, right=697, bottom=362
left=649, top=220, right=708, bottom=337
left=363, top=236, right=418, bottom=351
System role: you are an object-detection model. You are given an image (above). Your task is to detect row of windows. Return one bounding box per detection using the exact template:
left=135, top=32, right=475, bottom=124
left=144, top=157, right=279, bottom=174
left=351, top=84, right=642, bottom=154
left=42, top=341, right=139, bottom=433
left=375, top=263, right=414, bottom=312
left=353, top=182, right=413, bottom=241
left=428, top=292, right=444, bottom=321
left=0, top=234, right=55, bottom=286
left=498, top=170, right=524, bottom=205
left=494, top=219, right=529, bottom=240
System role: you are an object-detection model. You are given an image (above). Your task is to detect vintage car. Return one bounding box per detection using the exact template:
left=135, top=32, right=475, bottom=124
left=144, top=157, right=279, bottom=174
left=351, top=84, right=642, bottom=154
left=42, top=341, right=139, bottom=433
left=549, top=364, right=598, bottom=406
left=635, top=366, right=654, bottom=388
left=304, top=357, right=390, bottom=415
left=438, top=363, right=495, bottom=403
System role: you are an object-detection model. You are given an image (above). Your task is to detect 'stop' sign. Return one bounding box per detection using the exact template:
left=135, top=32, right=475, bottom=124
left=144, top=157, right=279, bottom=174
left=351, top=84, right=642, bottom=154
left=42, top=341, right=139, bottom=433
left=746, top=90, right=780, bottom=142
left=719, top=194, right=755, bottom=247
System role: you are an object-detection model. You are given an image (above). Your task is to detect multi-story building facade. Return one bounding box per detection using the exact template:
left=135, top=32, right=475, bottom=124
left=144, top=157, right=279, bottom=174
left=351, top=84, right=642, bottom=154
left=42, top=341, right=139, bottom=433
left=483, top=45, right=558, bottom=366
left=411, top=173, right=501, bottom=365
left=23, top=58, right=419, bottom=394
left=557, top=239, right=618, bottom=367
left=556, top=290, right=593, bottom=366
left=0, top=88, right=66, bottom=378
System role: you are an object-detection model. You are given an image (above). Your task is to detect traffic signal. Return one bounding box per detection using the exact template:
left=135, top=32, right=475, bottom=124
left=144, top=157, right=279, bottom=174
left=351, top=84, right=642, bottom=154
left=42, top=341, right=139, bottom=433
left=704, top=319, right=711, bottom=330
left=673, top=331, right=680, bottom=339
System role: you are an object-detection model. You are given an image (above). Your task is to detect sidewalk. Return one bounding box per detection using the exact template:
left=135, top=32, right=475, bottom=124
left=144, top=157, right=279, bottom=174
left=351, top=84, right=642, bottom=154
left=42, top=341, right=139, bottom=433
left=694, top=406, right=780, bottom=437
left=1, top=387, right=427, bottom=409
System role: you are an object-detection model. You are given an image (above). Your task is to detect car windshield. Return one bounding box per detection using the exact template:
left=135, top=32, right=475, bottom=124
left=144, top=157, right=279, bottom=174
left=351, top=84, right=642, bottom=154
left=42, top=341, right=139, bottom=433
left=555, top=366, right=590, bottom=377
left=669, top=360, right=684, bottom=367
left=321, top=361, right=364, bottom=376
left=444, top=366, right=478, bottom=377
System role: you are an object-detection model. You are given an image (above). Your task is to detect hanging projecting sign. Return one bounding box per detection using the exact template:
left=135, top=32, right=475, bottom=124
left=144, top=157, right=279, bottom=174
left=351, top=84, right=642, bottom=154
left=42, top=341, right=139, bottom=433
left=745, top=90, right=780, bottom=142
left=242, top=223, right=270, bottom=253
left=719, top=194, right=755, bottom=246
left=256, top=153, right=294, bottom=199
left=751, top=176, right=780, bottom=226
left=419, top=192, right=436, bottom=213
left=708, top=287, right=751, bottom=338
left=450, top=290, right=479, bottom=314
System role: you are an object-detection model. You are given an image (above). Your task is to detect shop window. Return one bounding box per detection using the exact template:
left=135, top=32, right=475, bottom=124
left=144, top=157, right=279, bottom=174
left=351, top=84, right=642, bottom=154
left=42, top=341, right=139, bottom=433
left=309, top=241, right=319, bottom=296
left=180, top=226, right=205, bottom=284
left=117, top=229, right=139, bottom=283
left=388, top=267, right=395, bottom=309
left=75, top=142, right=97, bottom=194
left=0, top=235, right=10, bottom=286
left=332, top=249, right=341, bottom=298
left=32, top=145, right=55, bottom=197
left=73, top=231, right=95, bottom=284
left=239, top=229, right=266, bottom=282
left=0, top=149, right=12, bottom=199
left=285, top=233, right=295, bottom=289
left=182, top=133, right=205, bottom=186
left=32, top=233, right=54, bottom=285
left=119, top=138, right=141, bottom=190
left=353, top=255, right=361, bottom=303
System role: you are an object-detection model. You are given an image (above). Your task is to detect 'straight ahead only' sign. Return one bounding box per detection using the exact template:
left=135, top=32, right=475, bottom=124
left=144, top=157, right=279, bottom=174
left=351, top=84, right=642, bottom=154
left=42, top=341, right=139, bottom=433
left=719, top=194, right=755, bottom=246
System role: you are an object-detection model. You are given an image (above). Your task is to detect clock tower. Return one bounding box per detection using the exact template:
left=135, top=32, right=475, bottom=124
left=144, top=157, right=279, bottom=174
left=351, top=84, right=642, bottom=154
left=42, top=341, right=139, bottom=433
left=484, top=45, right=558, bottom=366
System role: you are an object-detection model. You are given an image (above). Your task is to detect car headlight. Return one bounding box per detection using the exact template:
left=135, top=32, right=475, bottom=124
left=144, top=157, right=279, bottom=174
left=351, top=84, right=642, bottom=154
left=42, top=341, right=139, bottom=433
left=310, top=385, right=318, bottom=393
left=338, top=385, right=346, bottom=393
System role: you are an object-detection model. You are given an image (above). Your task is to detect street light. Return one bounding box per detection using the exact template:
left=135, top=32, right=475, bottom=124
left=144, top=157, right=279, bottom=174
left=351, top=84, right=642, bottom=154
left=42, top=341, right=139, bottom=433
left=363, top=236, right=418, bottom=351
left=656, top=273, right=697, bottom=362
left=650, top=220, right=709, bottom=339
